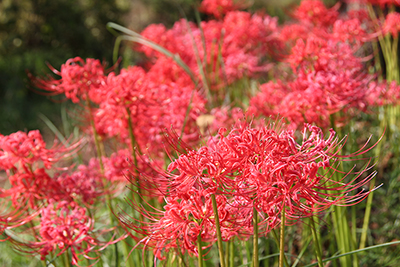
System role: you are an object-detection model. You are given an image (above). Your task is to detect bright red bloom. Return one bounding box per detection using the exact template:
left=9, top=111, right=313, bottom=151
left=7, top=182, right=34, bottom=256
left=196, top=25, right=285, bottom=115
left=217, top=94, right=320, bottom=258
left=358, top=0, right=400, bottom=7
left=333, top=18, right=369, bottom=45
left=292, top=0, right=339, bottom=27
left=56, top=160, right=104, bottom=206
left=0, top=199, right=38, bottom=237
left=100, top=66, right=146, bottom=108
left=122, top=119, right=377, bottom=259
left=31, top=201, right=117, bottom=265
left=250, top=35, right=373, bottom=129
left=138, top=12, right=281, bottom=91
left=199, top=0, right=247, bottom=19
left=32, top=57, right=106, bottom=103
left=92, top=60, right=206, bottom=156
left=120, top=187, right=245, bottom=260
left=0, top=130, right=71, bottom=171
left=366, top=80, right=400, bottom=106
left=217, top=123, right=375, bottom=226
left=383, top=12, right=400, bottom=38
left=4, top=167, right=68, bottom=209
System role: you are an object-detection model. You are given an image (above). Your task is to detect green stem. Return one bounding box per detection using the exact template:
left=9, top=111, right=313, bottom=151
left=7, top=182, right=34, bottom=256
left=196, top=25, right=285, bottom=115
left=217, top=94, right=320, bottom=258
left=271, top=229, right=289, bottom=267
left=253, top=206, right=259, bottom=267
left=279, top=206, right=285, bottom=267
left=63, top=249, right=72, bottom=267
left=126, top=107, right=142, bottom=156
left=310, top=216, right=323, bottom=267
left=211, top=194, right=226, bottom=267
left=359, top=178, right=376, bottom=249
left=244, top=240, right=251, bottom=265
left=197, top=234, right=204, bottom=267
left=85, top=96, right=104, bottom=171
left=229, top=239, right=234, bottom=267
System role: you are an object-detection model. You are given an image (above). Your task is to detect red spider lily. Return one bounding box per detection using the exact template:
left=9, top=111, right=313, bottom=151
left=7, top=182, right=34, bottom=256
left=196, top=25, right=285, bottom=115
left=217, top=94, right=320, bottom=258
left=121, top=119, right=377, bottom=261
left=119, top=187, right=245, bottom=261
left=359, top=0, right=400, bottom=7
left=91, top=60, right=205, bottom=156
left=99, top=66, right=146, bottom=109
left=216, top=123, right=376, bottom=227
left=0, top=130, right=84, bottom=209
left=4, top=167, right=69, bottom=209
left=0, top=130, right=80, bottom=172
left=199, top=0, right=248, bottom=19
left=383, top=12, right=400, bottom=38
left=292, top=0, right=339, bottom=27
left=0, top=200, right=38, bottom=238
left=366, top=80, right=400, bottom=106
left=287, top=36, right=363, bottom=73
left=139, top=11, right=281, bottom=91
left=250, top=35, right=374, bottom=129
left=56, top=161, right=104, bottom=206
left=333, top=18, right=369, bottom=45
left=28, top=201, right=123, bottom=266
left=31, top=57, right=107, bottom=103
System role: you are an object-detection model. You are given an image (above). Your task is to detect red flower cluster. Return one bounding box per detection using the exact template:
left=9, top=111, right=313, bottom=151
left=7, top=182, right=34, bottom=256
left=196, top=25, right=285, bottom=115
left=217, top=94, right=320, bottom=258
left=32, top=57, right=106, bottom=103
left=0, top=130, right=81, bottom=208
left=383, top=12, right=400, bottom=38
left=139, top=11, right=281, bottom=92
left=0, top=130, right=69, bottom=171
left=248, top=0, right=398, bottom=129
left=122, top=120, right=375, bottom=259
left=0, top=130, right=122, bottom=265
left=199, top=0, right=247, bottom=19
left=32, top=201, right=120, bottom=265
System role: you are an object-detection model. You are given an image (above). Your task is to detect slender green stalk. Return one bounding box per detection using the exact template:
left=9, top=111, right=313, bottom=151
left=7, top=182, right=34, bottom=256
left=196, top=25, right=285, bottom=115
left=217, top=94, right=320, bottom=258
left=279, top=207, right=286, bottom=267
left=211, top=194, right=226, bottom=267
left=270, top=229, right=289, bottom=267
left=229, top=239, right=234, bottom=267
left=126, top=107, right=142, bottom=156
left=63, top=249, right=72, bottom=267
left=126, top=106, right=145, bottom=204
left=197, top=234, right=204, bottom=267
left=106, top=26, right=198, bottom=85
left=85, top=96, right=104, bottom=171
left=253, top=206, right=259, bottom=267
left=309, top=216, right=323, bottom=267
left=238, top=241, right=244, bottom=265
left=244, top=240, right=251, bottom=265
left=292, top=236, right=312, bottom=267
left=351, top=206, right=359, bottom=267
left=303, top=240, right=400, bottom=267
left=263, top=238, right=270, bottom=267
left=360, top=110, right=386, bottom=249
left=86, top=96, right=138, bottom=267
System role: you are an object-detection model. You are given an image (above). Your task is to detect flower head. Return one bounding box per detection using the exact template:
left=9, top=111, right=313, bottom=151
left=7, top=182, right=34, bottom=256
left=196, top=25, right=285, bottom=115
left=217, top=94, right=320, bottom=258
left=31, top=57, right=106, bottom=103
left=122, top=119, right=377, bottom=259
